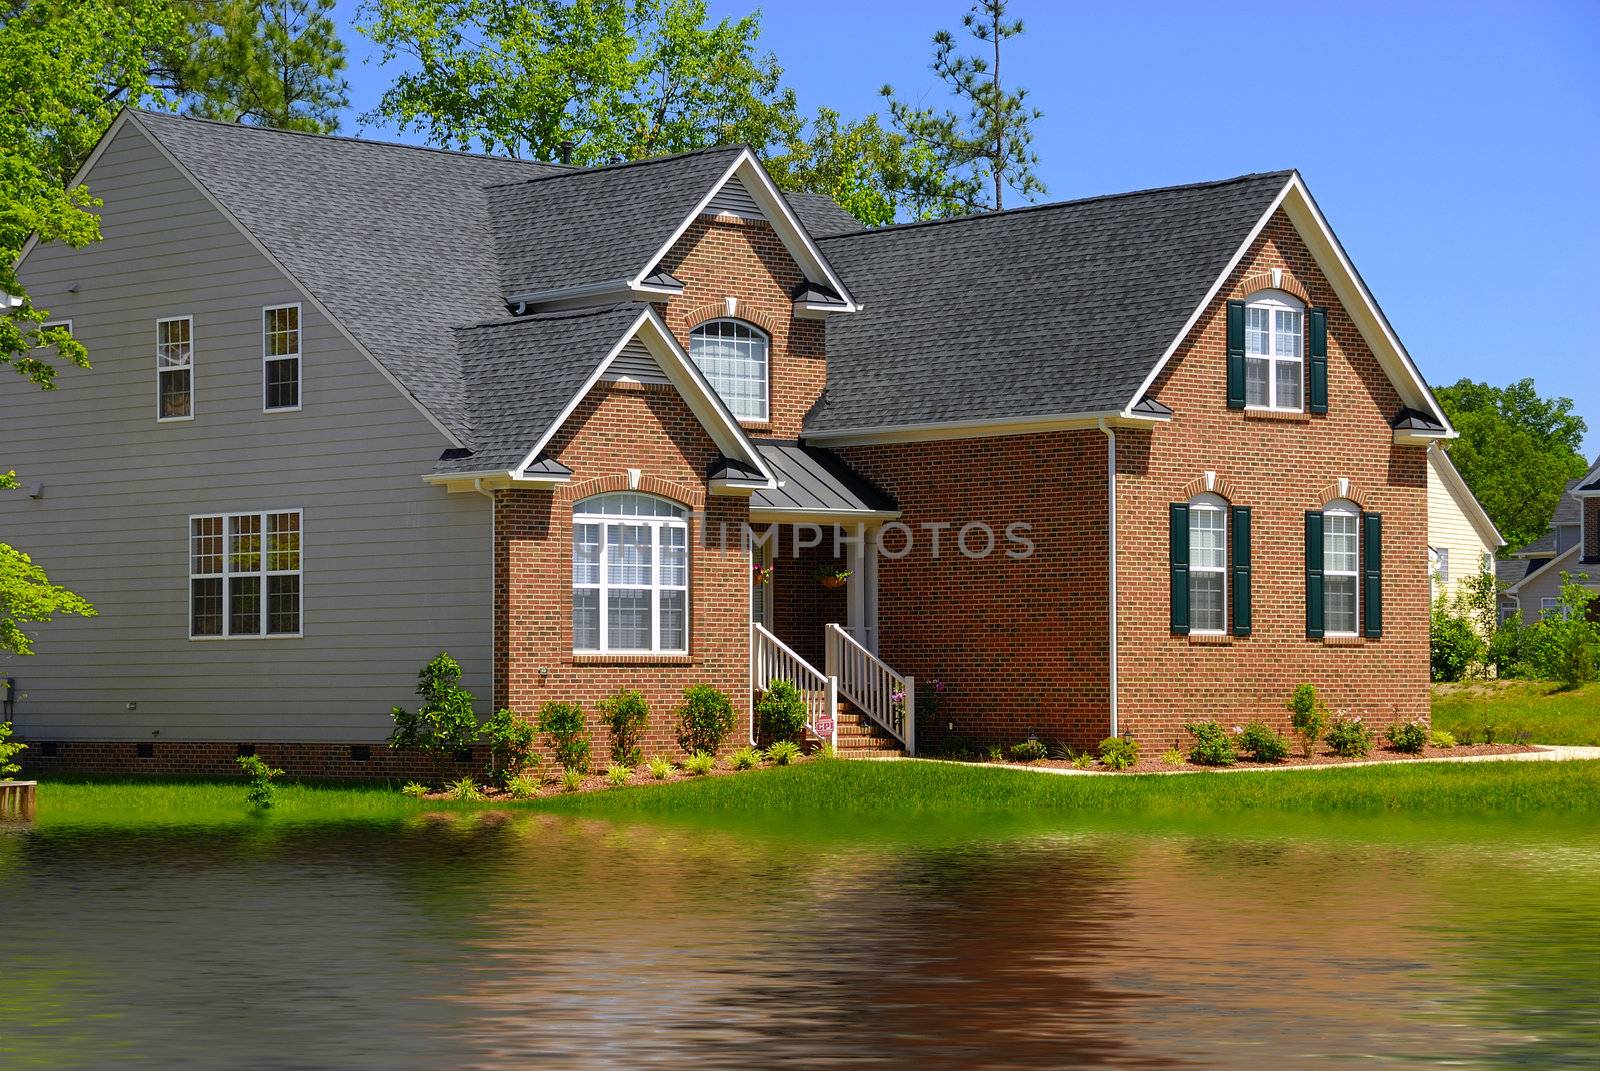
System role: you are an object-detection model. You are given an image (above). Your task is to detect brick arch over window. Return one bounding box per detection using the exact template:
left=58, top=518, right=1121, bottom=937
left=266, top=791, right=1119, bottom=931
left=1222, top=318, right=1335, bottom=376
left=682, top=303, right=783, bottom=337
left=1237, top=268, right=1312, bottom=304
left=1312, top=477, right=1370, bottom=510
left=1178, top=471, right=1240, bottom=502
left=557, top=473, right=706, bottom=510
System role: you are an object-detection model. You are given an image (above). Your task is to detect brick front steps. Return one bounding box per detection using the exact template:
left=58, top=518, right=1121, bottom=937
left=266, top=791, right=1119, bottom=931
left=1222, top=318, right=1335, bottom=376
left=831, top=704, right=905, bottom=758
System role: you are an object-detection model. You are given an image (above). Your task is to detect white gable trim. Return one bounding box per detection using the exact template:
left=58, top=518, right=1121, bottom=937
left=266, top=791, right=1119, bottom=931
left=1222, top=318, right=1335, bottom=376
left=510, top=305, right=775, bottom=489
left=1123, top=172, right=1454, bottom=436
left=629, top=150, right=860, bottom=314
left=1505, top=542, right=1582, bottom=594
left=1429, top=444, right=1505, bottom=550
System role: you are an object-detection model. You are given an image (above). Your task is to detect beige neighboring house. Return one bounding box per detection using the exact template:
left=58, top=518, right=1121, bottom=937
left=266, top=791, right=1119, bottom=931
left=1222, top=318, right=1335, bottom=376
left=1427, top=444, right=1503, bottom=607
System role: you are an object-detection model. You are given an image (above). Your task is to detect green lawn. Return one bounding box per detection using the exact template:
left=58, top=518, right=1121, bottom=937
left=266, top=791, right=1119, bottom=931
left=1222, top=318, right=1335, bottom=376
left=1432, top=680, right=1600, bottom=746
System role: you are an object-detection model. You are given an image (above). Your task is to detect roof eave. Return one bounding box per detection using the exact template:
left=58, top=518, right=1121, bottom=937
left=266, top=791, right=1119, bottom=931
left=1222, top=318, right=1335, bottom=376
left=804, top=409, right=1164, bottom=447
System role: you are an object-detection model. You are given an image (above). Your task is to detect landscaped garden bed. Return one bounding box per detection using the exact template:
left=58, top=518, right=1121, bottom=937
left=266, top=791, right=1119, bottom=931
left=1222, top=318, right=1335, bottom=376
left=931, top=739, right=1541, bottom=775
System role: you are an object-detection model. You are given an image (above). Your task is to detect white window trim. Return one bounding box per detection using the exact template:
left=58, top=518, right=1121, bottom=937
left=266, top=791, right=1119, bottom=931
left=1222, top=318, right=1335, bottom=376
left=188, top=508, right=304, bottom=640
left=262, top=302, right=302, bottom=413
left=1324, top=500, right=1361, bottom=637
left=156, top=315, right=195, bottom=422
left=572, top=495, right=690, bottom=655
left=1189, top=493, right=1228, bottom=635
left=1540, top=596, right=1564, bottom=620
left=750, top=533, right=774, bottom=630
left=1244, top=290, right=1304, bottom=413
left=689, top=318, right=770, bottom=425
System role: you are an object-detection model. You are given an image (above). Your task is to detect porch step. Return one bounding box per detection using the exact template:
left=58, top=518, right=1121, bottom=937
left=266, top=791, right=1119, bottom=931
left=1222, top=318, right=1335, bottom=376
left=827, top=703, right=905, bottom=758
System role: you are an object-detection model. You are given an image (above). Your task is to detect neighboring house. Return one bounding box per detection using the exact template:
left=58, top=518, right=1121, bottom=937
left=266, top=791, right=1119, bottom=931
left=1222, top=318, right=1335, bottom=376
left=2, top=110, right=1458, bottom=776
left=1426, top=445, right=1503, bottom=607
left=1498, top=458, right=1600, bottom=622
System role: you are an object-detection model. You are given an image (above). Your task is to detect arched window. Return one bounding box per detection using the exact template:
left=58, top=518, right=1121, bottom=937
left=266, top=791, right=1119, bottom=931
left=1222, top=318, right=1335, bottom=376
left=1244, top=289, right=1303, bottom=411
left=1323, top=499, right=1361, bottom=635
left=572, top=493, right=688, bottom=654
left=1188, top=493, right=1228, bottom=634
left=689, top=320, right=769, bottom=423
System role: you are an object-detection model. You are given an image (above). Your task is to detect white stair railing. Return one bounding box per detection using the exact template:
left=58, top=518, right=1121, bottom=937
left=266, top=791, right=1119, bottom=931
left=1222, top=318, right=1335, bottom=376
left=825, top=623, right=915, bottom=754
left=751, top=623, right=838, bottom=749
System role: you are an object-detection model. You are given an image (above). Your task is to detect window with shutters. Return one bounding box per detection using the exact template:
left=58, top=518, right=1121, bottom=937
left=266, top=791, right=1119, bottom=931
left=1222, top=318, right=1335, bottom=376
left=1323, top=501, right=1361, bottom=635
left=1244, top=291, right=1303, bottom=411
left=1189, top=494, right=1228, bottom=634
left=572, top=493, right=689, bottom=654
left=190, top=510, right=301, bottom=638
left=157, top=316, right=194, bottom=420
left=689, top=320, right=768, bottom=423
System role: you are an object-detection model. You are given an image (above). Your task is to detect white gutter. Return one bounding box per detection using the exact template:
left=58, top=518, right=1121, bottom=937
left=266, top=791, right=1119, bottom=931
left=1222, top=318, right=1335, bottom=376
left=1097, top=418, right=1118, bottom=739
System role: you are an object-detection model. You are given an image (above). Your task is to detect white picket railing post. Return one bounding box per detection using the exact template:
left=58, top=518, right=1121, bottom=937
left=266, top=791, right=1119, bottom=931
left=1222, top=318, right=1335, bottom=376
left=826, top=622, right=914, bottom=753
left=903, top=675, right=916, bottom=756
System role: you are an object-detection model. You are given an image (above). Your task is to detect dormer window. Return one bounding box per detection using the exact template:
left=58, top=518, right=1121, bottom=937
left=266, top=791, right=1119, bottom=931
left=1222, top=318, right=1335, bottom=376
left=689, top=319, right=768, bottom=423
left=1244, top=291, right=1303, bottom=411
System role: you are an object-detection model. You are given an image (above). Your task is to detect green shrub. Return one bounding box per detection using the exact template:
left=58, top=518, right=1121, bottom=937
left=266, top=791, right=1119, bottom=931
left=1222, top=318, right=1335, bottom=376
left=561, top=768, right=584, bottom=792
left=986, top=743, right=1004, bottom=762
left=390, top=652, right=481, bottom=768
left=764, top=740, right=802, bottom=766
left=1534, top=576, right=1600, bottom=687
left=1160, top=747, right=1186, bottom=768
left=605, top=763, right=632, bottom=787
left=446, top=776, right=483, bottom=801
left=0, top=721, right=25, bottom=779
left=1287, top=683, right=1329, bottom=758
left=1431, top=606, right=1485, bottom=682
left=537, top=701, right=591, bottom=773
left=683, top=750, right=717, bottom=776
left=676, top=685, right=736, bottom=755
left=1489, top=614, right=1539, bottom=679
left=235, top=754, right=284, bottom=809
left=1185, top=721, right=1237, bottom=767
left=1326, top=715, right=1373, bottom=758
left=1010, top=738, right=1048, bottom=762
left=647, top=756, right=675, bottom=780
left=597, top=690, right=650, bottom=767
left=504, top=773, right=540, bottom=799
left=1385, top=719, right=1429, bottom=754
left=400, top=781, right=428, bottom=799
left=1236, top=721, right=1290, bottom=763
left=1098, top=736, right=1140, bottom=770
left=754, top=679, right=808, bottom=743
left=1070, top=752, right=1095, bottom=770
left=1430, top=729, right=1457, bottom=749
left=479, top=707, right=537, bottom=782
left=730, top=746, right=762, bottom=770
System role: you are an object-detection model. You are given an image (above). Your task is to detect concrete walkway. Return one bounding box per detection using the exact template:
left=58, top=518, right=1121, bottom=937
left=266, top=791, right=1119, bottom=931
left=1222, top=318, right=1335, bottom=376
left=896, top=745, right=1600, bottom=776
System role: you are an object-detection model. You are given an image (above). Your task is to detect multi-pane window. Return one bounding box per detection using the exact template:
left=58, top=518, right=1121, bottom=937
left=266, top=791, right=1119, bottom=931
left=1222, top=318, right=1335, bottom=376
left=190, top=510, right=302, bottom=638
left=263, top=304, right=301, bottom=411
left=689, top=320, right=769, bottom=423
left=157, top=316, right=193, bottom=420
left=572, top=493, right=688, bottom=654
left=1188, top=494, right=1228, bottom=633
left=1323, top=502, right=1360, bottom=635
left=1244, top=293, right=1303, bottom=411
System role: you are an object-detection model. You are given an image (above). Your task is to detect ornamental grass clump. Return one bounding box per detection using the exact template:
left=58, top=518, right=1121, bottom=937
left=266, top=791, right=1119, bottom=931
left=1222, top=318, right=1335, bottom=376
left=1185, top=721, right=1237, bottom=767
left=647, top=756, right=676, bottom=780
left=446, top=776, right=484, bottom=802
left=1385, top=719, right=1429, bottom=754
left=730, top=747, right=762, bottom=770
left=1098, top=736, right=1140, bottom=770
left=504, top=773, right=540, bottom=799
left=1326, top=715, right=1373, bottom=758
left=1010, top=738, right=1048, bottom=762
left=1160, top=747, right=1186, bottom=768
left=598, top=689, right=649, bottom=767
left=1430, top=729, right=1457, bottom=749
left=605, top=764, right=632, bottom=787
left=538, top=700, right=591, bottom=773
left=763, top=740, right=802, bottom=766
left=400, top=781, right=430, bottom=799
left=1236, top=721, right=1290, bottom=763
left=683, top=751, right=717, bottom=776
left=561, top=768, right=584, bottom=793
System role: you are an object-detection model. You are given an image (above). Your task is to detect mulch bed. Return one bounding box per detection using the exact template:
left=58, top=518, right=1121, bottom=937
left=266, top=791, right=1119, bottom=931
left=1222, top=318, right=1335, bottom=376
left=941, top=742, right=1541, bottom=774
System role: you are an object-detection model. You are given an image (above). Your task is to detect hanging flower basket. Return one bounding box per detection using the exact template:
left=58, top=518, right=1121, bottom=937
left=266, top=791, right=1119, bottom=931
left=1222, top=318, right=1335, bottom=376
left=816, top=566, right=852, bottom=589
left=751, top=562, right=774, bottom=587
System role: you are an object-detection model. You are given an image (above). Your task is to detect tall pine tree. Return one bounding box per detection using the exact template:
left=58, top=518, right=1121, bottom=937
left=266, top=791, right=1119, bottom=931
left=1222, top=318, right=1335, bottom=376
left=180, top=0, right=350, bottom=133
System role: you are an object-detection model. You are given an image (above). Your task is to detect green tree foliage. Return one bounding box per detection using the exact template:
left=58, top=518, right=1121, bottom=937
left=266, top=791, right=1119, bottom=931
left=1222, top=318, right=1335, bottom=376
left=0, top=720, right=25, bottom=779
left=0, top=544, right=96, bottom=656
left=177, top=0, right=350, bottom=132
left=880, top=0, right=1043, bottom=216
left=1435, top=379, right=1589, bottom=551
left=769, top=109, right=954, bottom=227
left=389, top=652, right=480, bottom=769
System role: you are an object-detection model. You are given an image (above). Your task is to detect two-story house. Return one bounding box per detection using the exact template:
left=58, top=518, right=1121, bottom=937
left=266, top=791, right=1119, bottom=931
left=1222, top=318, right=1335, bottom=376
left=3, top=110, right=1457, bottom=775
left=1497, top=457, right=1600, bottom=621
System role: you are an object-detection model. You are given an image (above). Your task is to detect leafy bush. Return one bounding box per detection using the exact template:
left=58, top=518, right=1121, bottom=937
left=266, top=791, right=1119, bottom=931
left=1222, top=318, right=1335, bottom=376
left=1010, top=738, right=1049, bottom=762
left=1431, top=606, right=1485, bottom=682
left=647, top=756, right=675, bottom=780
left=1287, top=684, right=1329, bottom=758
left=1430, top=729, right=1457, bottom=749
left=597, top=690, right=649, bottom=767
left=1326, top=715, right=1373, bottom=758
left=764, top=740, right=802, bottom=766
left=479, top=707, right=536, bottom=782
left=1160, top=747, right=1186, bottom=767
left=390, top=652, right=481, bottom=768
left=1385, top=719, right=1429, bottom=754
left=236, top=754, right=283, bottom=809
left=537, top=701, right=591, bottom=773
left=1237, top=721, right=1290, bottom=763
left=605, top=764, right=632, bottom=787
left=1535, top=576, right=1600, bottom=687
left=561, top=768, right=584, bottom=792
left=400, top=781, right=428, bottom=799
left=683, top=750, right=717, bottom=776
left=1185, top=721, right=1237, bottom=767
left=730, top=746, right=762, bottom=770
left=0, top=721, right=25, bottom=779
left=1098, top=736, right=1140, bottom=770
left=504, top=773, right=540, bottom=799
left=755, top=679, right=808, bottom=743
left=446, top=776, right=483, bottom=801
left=986, top=743, right=1004, bottom=762
left=1489, top=613, right=1539, bottom=679
left=676, top=685, right=736, bottom=755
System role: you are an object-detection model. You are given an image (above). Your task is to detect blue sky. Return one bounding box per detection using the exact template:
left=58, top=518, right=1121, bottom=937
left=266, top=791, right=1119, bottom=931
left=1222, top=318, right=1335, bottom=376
left=332, top=0, right=1599, bottom=455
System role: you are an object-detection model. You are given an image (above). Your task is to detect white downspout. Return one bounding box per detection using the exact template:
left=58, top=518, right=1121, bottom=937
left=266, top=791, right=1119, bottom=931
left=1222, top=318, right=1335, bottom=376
left=1097, top=419, right=1118, bottom=739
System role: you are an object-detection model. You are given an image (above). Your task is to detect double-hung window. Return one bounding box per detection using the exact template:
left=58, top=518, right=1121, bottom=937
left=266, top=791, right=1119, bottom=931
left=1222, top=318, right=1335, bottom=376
left=190, top=510, right=302, bottom=638
left=572, top=493, right=688, bottom=654
left=157, top=316, right=194, bottom=420
left=689, top=320, right=769, bottom=423
left=1244, top=292, right=1303, bottom=411
left=263, top=304, right=301, bottom=411
left=1323, top=502, right=1360, bottom=635
left=1188, top=494, right=1228, bottom=634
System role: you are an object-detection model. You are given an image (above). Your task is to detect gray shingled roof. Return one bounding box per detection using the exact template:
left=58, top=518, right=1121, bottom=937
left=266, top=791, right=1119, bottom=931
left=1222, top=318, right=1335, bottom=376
left=488, top=146, right=744, bottom=298
left=749, top=441, right=897, bottom=515
left=806, top=171, right=1294, bottom=435
left=1496, top=557, right=1532, bottom=587
left=439, top=304, right=648, bottom=475
left=130, top=110, right=563, bottom=443
left=785, top=192, right=863, bottom=239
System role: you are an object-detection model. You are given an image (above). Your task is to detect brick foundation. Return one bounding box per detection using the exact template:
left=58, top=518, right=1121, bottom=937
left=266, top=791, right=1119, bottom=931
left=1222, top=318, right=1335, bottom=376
left=18, top=739, right=489, bottom=781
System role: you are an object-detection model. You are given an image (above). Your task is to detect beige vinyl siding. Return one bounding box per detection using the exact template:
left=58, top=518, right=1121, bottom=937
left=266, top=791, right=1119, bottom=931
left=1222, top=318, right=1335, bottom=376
left=0, top=121, right=491, bottom=742
left=1427, top=451, right=1496, bottom=604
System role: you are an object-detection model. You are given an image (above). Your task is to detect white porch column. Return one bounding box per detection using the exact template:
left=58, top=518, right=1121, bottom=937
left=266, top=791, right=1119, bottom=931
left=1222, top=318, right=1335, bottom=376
left=845, top=524, right=867, bottom=645
left=863, top=529, right=880, bottom=655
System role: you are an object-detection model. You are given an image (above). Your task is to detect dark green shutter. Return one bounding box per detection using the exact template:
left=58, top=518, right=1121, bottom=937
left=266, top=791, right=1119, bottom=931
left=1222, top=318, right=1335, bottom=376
left=1308, top=306, right=1329, bottom=414
left=1226, top=300, right=1246, bottom=409
left=1231, top=505, right=1252, bottom=636
left=1170, top=503, right=1190, bottom=634
left=1362, top=512, right=1383, bottom=638
left=1305, top=511, right=1325, bottom=638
